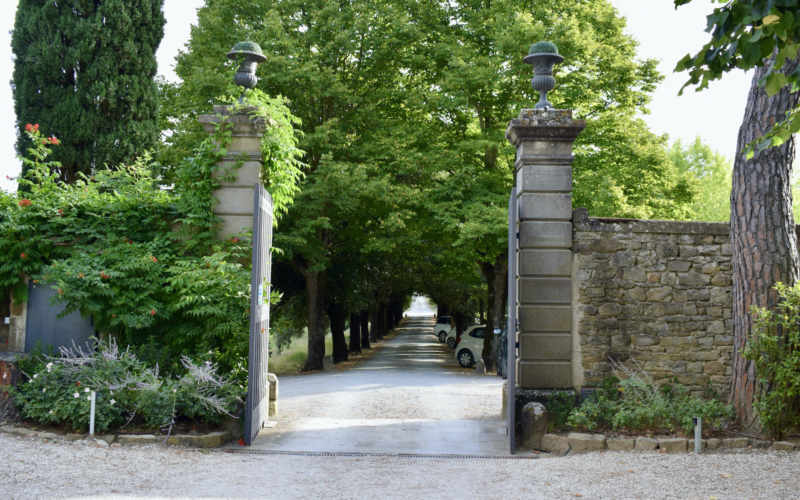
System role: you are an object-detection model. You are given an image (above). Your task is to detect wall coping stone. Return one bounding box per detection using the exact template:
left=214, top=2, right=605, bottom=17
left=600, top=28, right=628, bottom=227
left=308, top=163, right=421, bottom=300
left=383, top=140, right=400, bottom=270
left=572, top=208, right=729, bottom=235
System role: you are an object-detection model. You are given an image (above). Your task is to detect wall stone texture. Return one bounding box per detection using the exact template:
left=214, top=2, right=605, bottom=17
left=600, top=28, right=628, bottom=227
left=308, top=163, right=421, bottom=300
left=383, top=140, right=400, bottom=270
left=572, top=208, right=734, bottom=398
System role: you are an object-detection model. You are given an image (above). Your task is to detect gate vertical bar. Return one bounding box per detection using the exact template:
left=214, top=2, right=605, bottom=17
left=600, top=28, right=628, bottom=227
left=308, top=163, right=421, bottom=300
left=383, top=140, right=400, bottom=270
left=508, top=187, right=518, bottom=454
left=244, top=184, right=274, bottom=446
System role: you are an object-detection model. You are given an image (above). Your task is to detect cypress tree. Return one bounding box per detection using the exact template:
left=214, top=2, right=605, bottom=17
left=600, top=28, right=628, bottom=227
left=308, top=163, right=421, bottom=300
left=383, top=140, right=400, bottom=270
left=12, top=0, right=165, bottom=183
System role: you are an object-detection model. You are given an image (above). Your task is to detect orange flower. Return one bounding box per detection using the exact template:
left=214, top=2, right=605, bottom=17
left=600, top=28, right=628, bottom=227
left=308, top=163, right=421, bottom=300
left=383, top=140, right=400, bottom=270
left=20, top=253, right=26, bottom=259
left=57, top=289, right=63, bottom=294
left=18, top=199, right=31, bottom=207
left=151, top=256, right=157, bottom=263
left=150, top=310, right=156, bottom=315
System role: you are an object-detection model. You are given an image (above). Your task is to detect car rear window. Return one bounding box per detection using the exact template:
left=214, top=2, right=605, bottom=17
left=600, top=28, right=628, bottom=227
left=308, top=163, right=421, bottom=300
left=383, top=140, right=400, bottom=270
left=436, top=316, right=451, bottom=325
left=469, top=328, right=485, bottom=338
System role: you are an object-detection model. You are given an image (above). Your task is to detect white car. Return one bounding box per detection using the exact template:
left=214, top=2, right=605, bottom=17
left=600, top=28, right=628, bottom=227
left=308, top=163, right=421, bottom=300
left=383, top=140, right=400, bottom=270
left=454, top=325, right=486, bottom=368
left=433, top=316, right=452, bottom=342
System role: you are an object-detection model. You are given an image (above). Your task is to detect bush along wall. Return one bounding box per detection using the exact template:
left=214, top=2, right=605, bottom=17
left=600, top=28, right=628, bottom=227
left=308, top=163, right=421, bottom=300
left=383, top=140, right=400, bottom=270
left=0, top=90, right=303, bottom=432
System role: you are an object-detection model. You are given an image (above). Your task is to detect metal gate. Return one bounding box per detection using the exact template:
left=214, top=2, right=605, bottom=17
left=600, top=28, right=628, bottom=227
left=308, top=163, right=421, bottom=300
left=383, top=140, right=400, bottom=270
left=507, top=187, right=518, bottom=454
left=244, top=185, right=274, bottom=445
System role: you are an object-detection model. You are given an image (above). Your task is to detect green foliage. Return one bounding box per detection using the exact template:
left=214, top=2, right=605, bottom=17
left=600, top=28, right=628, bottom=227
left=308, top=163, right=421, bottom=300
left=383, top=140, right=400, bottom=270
left=674, top=0, right=800, bottom=156
left=543, top=392, right=578, bottom=432
left=529, top=41, right=559, bottom=54
left=230, top=41, right=264, bottom=55
left=12, top=0, right=166, bottom=183
left=669, top=137, right=733, bottom=222
left=744, top=282, right=800, bottom=440
left=1, top=94, right=300, bottom=382
left=568, top=371, right=734, bottom=434
left=11, top=341, right=242, bottom=433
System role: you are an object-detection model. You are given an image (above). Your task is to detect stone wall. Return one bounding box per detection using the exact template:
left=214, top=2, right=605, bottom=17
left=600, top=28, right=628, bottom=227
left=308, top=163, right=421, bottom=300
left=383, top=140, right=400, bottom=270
left=571, top=208, right=734, bottom=398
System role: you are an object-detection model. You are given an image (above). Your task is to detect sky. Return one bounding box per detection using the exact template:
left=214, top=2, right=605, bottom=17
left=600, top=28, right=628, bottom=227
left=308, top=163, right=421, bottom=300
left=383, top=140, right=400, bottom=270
left=0, top=0, right=752, bottom=192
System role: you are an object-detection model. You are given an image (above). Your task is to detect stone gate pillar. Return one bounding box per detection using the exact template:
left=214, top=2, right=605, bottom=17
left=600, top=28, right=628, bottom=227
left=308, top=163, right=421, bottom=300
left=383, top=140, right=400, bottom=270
left=198, top=105, right=265, bottom=239
left=506, top=109, right=585, bottom=389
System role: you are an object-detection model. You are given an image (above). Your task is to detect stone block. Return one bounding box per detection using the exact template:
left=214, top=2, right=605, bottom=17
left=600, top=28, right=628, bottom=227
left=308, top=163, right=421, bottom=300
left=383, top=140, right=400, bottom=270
left=519, top=306, right=572, bottom=332
left=710, top=288, right=728, bottom=304
left=704, top=361, right=726, bottom=375
left=657, top=242, right=679, bottom=258
left=519, top=278, right=572, bottom=305
left=518, top=193, right=572, bottom=220
left=519, top=361, right=571, bottom=389
left=722, top=437, right=749, bottom=449
left=212, top=160, right=261, bottom=187
left=117, top=434, right=156, bottom=446
left=659, top=438, right=687, bottom=453
left=165, top=435, right=181, bottom=445
left=688, top=439, right=707, bottom=452
left=520, top=334, right=571, bottom=360
left=516, top=165, right=572, bottom=193
left=706, top=438, right=722, bottom=450
left=501, top=381, right=508, bottom=419
left=668, top=261, right=691, bottom=272
left=635, top=437, right=658, bottom=451
left=520, top=403, right=548, bottom=450
left=212, top=187, right=255, bottom=216
left=598, top=304, right=622, bottom=316
left=607, top=438, right=635, bottom=451
left=4, top=426, right=36, bottom=437
left=205, top=431, right=231, bottom=447
left=323, top=355, right=334, bottom=371
left=520, top=222, right=572, bottom=248
left=37, top=432, right=61, bottom=441
left=216, top=215, right=254, bottom=239
left=95, top=434, right=116, bottom=445
left=94, top=439, right=109, bottom=448
left=541, top=434, right=569, bottom=452
left=567, top=433, right=606, bottom=453
left=773, top=441, right=797, bottom=451
left=519, top=250, right=572, bottom=276
left=589, top=238, right=626, bottom=254
left=647, top=287, right=673, bottom=302
left=628, top=288, right=647, bottom=301
left=268, top=373, right=279, bottom=401
left=65, top=434, right=85, bottom=442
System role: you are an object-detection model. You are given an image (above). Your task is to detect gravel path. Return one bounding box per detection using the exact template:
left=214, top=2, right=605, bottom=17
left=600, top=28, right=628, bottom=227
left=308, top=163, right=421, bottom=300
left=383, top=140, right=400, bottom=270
left=277, top=315, right=503, bottom=421
left=2, top=434, right=799, bottom=499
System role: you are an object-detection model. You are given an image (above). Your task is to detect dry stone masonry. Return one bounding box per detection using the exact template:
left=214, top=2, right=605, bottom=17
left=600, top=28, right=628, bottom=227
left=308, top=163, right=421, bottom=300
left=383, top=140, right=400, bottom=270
left=571, top=208, right=734, bottom=397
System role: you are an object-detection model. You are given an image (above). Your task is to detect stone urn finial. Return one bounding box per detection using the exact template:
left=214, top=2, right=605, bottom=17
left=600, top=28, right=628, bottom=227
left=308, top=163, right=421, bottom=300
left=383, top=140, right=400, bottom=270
left=227, top=42, right=267, bottom=101
left=523, top=41, right=564, bottom=110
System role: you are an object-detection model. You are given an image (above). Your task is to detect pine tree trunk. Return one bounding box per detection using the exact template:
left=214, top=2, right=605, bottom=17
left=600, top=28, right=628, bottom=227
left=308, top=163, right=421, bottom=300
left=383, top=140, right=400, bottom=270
left=349, top=312, right=361, bottom=353
left=479, top=257, right=508, bottom=372
left=730, top=54, right=800, bottom=425
left=327, top=303, right=348, bottom=363
left=300, top=269, right=327, bottom=372
left=360, top=310, right=371, bottom=349
left=370, top=308, right=378, bottom=343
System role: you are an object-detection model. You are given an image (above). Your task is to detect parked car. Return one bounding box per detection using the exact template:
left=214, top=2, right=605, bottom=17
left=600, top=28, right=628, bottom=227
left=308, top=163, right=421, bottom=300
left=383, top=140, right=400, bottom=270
left=496, top=322, right=518, bottom=379
left=454, top=325, right=485, bottom=368
left=445, top=326, right=459, bottom=348
left=433, top=316, right=452, bottom=342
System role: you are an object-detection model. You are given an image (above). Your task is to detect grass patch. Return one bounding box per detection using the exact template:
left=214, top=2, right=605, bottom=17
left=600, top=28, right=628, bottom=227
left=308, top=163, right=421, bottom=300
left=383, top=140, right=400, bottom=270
left=269, top=331, right=349, bottom=376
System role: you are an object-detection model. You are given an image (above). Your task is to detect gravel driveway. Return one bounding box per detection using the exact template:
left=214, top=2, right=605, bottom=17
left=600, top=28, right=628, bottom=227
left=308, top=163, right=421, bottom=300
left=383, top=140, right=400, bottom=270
left=2, top=434, right=799, bottom=499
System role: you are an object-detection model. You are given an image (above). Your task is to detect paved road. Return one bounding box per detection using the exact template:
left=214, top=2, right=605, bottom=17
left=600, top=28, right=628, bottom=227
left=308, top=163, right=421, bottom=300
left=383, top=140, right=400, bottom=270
left=242, top=300, right=510, bottom=455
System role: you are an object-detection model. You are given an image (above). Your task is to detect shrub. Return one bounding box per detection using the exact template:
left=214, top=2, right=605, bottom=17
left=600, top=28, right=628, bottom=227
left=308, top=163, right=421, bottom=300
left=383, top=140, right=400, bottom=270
left=11, top=340, right=243, bottom=433
left=568, top=361, right=734, bottom=434
left=744, top=282, right=800, bottom=440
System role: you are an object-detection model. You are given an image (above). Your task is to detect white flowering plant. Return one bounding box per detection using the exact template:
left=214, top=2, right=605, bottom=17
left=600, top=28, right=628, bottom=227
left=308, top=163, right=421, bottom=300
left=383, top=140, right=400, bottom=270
left=11, top=340, right=243, bottom=433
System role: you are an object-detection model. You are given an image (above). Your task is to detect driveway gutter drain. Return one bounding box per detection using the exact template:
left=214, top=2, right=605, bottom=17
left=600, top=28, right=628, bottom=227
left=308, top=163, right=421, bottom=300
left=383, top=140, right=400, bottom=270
left=222, top=450, right=537, bottom=459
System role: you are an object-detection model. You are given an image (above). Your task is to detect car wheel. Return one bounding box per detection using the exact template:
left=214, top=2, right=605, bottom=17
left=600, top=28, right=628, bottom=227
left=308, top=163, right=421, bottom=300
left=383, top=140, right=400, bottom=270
left=458, top=349, right=474, bottom=368
left=446, top=337, right=456, bottom=348
left=438, top=332, right=447, bottom=343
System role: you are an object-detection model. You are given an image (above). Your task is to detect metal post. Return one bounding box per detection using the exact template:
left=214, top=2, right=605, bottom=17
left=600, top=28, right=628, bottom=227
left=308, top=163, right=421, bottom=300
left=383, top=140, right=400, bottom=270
left=89, top=391, right=96, bottom=437
left=693, top=417, right=702, bottom=453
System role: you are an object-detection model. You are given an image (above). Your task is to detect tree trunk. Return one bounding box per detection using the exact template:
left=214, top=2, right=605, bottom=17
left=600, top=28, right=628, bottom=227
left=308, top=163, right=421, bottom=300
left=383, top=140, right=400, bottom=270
left=300, top=269, right=327, bottom=372
left=370, top=308, right=378, bottom=343
left=479, top=298, right=485, bottom=324
left=730, top=53, right=800, bottom=426
left=377, top=304, right=386, bottom=339
left=360, top=310, right=371, bottom=349
left=454, top=311, right=468, bottom=339
left=349, top=312, right=361, bottom=353
left=479, top=257, right=508, bottom=372
left=326, top=302, right=348, bottom=364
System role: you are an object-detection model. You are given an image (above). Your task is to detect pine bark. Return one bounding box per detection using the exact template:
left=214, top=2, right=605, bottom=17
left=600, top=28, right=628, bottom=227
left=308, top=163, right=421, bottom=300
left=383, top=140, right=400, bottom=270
left=349, top=312, right=362, bottom=353
left=360, top=310, right=371, bottom=349
left=730, top=54, right=800, bottom=425
left=479, top=257, right=508, bottom=372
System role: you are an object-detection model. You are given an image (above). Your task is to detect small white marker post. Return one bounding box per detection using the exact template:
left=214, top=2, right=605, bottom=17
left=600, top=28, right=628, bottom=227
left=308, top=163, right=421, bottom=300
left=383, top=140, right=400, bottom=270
left=693, top=417, right=702, bottom=454
left=89, top=391, right=96, bottom=438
